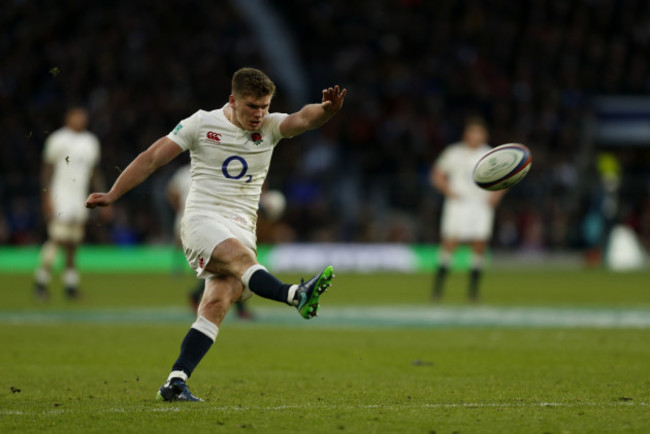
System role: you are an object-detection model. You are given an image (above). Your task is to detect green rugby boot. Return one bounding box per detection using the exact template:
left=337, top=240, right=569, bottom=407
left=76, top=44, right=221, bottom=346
left=295, top=266, right=334, bottom=319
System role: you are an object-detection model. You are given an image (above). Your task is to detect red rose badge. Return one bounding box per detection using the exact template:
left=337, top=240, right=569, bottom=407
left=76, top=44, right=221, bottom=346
left=251, top=132, right=263, bottom=146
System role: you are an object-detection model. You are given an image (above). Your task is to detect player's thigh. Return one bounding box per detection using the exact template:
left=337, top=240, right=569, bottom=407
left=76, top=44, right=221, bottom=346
left=441, top=238, right=459, bottom=252
left=206, top=238, right=257, bottom=277
left=181, top=213, right=257, bottom=279
left=470, top=240, right=488, bottom=254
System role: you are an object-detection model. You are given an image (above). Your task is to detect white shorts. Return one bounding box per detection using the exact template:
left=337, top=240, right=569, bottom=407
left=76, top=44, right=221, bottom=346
left=440, top=199, right=494, bottom=242
left=48, top=220, right=85, bottom=243
left=180, top=212, right=257, bottom=300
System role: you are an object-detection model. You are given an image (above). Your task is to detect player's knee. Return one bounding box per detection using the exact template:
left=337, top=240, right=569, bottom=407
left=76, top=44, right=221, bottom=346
left=198, top=296, right=230, bottom=317
left=198, top=288, right=233, bottom=315
left=198, top=279, right=242, bottom=317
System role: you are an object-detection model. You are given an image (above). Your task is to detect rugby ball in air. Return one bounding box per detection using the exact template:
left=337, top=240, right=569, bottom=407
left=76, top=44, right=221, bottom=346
left=473, top=143, right=532, bottom=191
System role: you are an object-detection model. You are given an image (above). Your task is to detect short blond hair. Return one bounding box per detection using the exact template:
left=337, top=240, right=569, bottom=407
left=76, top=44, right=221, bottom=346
left=232, top=67, right=276, bottom=98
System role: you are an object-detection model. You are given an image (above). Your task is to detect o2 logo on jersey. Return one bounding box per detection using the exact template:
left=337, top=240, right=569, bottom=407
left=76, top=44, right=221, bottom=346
left=222, top=156, right=252, bottom=183
left=206, top=131, right=222, bottom=142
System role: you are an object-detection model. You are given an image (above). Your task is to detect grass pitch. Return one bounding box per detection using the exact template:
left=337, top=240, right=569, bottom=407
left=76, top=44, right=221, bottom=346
left=1, top=269, right=650, bottom=433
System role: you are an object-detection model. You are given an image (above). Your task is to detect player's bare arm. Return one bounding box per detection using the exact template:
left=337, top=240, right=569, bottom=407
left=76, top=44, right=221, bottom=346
left=41, top=163, right=54, bottom=220
left=85, top=137, right=182, bottom=208
left=431, top=167, right=459, bottom=199
left=280, top=85, right=347, bottom=138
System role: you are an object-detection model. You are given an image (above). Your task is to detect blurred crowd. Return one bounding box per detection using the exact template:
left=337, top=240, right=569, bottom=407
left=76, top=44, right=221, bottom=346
left=2, top=0, right=650, bottom=251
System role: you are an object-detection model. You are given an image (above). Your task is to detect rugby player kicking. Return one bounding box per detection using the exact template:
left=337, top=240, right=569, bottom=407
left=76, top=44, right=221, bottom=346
left=86, top=68, right=346, bottom=401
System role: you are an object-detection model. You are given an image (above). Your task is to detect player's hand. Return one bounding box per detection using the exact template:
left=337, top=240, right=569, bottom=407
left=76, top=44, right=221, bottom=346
left=321, top=85, right=347, bottom=113
left=85, top=192, right=114, bottom=209
left=488, top=191, right=505, bottom=207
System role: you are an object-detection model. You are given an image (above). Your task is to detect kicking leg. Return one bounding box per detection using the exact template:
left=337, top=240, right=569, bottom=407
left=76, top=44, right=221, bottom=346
left=157, top=275, right=242, bottom=402
left=207, top=238, right=334, bottom=319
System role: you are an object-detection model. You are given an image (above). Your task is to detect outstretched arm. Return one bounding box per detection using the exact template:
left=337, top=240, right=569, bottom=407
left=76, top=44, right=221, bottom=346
left=279, top=85, right=347, bottom=138
left=85, top=137, right=182, bottom=208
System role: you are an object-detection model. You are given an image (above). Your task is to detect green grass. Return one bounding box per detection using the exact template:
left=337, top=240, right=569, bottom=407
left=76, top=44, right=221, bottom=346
left=1, top=270, right=650, bottom=433
left=4, top=269, right=650, bottom=309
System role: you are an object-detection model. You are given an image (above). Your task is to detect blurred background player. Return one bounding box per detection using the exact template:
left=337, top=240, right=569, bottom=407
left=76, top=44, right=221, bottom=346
left=167, top=163, right=281, bottom=318
left=166, top=164, right=192, bottom=275
left=430, top=117, right=505, bottom=302
left=33, top=107, right=106, bottom=300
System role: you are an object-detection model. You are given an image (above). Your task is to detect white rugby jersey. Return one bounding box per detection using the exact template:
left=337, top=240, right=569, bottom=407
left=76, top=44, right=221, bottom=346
left=435, top=142, right=492, bottom=201
left=167, top=104, right=288, bottom=232
left=43, top=127, right=100, bottom=222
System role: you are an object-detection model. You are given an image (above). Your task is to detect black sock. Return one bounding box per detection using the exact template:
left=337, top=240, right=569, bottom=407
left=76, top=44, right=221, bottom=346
left=469, top=268, right=482, bottom=300
left=248, top=269, right=291, bottom=304
left=433, top=265, right=448, bottom=299
left=171, top=328, right=213, bottom=378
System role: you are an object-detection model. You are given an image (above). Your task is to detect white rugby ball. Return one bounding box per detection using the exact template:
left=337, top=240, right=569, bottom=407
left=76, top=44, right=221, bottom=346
left=473, top=143, right=532, bottom=191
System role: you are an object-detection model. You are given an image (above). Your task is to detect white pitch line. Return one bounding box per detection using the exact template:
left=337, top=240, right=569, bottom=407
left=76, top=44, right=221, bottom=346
left=1, top=305, right=650, bottom=328
left=1, top=401, right=647, bottom=416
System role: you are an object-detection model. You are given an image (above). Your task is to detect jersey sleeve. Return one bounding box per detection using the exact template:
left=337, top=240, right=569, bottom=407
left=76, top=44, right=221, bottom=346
left=167, top=111, right=202, bottom=151
left=263, top=112, right=289, bottom=145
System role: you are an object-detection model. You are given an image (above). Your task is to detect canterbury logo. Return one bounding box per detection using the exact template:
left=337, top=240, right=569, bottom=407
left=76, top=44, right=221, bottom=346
left=206, top=131, right=222, bottom=142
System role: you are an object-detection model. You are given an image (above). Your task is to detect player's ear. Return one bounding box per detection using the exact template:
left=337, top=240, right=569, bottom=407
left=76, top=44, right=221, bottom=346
left=228, top=94, right=236, bottom=108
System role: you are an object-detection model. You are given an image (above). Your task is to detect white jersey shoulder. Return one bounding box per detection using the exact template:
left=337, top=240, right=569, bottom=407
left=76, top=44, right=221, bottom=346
left=43, top=127, right=101, bottom=222
left=436, top=142, right=492, bottom=201
left=166, top=105, right=289, bottom=231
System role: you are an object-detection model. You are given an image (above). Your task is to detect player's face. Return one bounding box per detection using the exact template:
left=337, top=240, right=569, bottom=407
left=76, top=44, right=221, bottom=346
left=65, top=109, right=88, bottom=132
left=463, top=124, right=488, bottom=148
left=229, top=94, right=272, bottom=131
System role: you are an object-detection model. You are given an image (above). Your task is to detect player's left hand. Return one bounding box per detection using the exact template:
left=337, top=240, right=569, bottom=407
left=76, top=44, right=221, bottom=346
left=321, top=85, right=347, bottom=113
